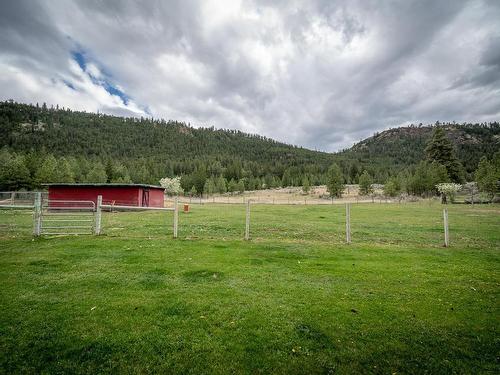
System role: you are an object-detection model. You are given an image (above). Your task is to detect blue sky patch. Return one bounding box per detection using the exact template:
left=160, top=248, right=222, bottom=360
left=70, top=47, right=131, bottom=106
left=71, top=50, right=86, bottom=71
left=63, top=79, right=76, bottom=90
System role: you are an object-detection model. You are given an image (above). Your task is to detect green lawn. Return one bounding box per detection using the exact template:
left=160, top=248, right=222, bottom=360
left=0, top=203, right=499, bottom=374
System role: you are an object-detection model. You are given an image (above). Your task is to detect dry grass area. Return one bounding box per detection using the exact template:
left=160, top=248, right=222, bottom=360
left=178, top=185, right=388, bottom=205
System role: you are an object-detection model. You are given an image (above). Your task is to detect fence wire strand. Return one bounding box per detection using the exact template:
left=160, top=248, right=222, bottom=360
left=1, top=192, right=498, bottom=248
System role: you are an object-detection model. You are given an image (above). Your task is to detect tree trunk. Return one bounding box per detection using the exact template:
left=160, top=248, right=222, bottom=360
left=441, top=193, right=447, bottom=204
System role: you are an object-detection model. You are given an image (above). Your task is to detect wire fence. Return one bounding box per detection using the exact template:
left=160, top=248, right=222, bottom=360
left=0, top=192, right=39, bottom=237
left=92, top=201, right=500, bottom=248
left=1, top=192, right=498, bottom=249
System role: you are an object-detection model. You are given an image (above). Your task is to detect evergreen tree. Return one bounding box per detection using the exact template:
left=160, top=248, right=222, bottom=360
left=326, top=163, right=344, bottom=198
left=85, top=162, right=107, bottom=183
left=475, top=157, right=498, bottom=199
left=425, top=127, right=464, bottom=182
left=130, top=163, right=150, bottom=184
left=224, top=160, right=243, bottom=181
left=0, top=155, right=31, bottom=190
left=227, top=178, right=237, bottom=193
left=302, top=175, right=311, bottom=194
left=203, top=178, right=216, bottom=197
left=215, top=175, right=227, bottom=194
left=281, top=169, right=292, bottom=187
left=236, top=179, right=245, bottom=193
left=358, top=170, right=373, bottom=195
left=407, top=161, right=449, bottom=196
left=35, top=155, right=58, bottom=184
left=246, top=176, right=257, bottom=191
left=190, top=185, right=197, bottom=197
left=55, top=158, right=75, bottom=183
left=383, top=177, right=401, bottom=197
left=105, top=160, right=115, bottom=183
left=110, top=163, right=132, bottom=183
left=180, top=174, right=193, bottom=192
left=191, top=168, right=207, bottom=195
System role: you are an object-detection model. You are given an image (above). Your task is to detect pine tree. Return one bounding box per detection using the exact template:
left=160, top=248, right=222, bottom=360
left=85, top=162, right=108, bottom=183
left=425, top=127, right=464, bottom=182
left=35, top=155, right=58, bottom=184
left=215, top=176, right=227, bottom=194
left=203, top=178, right=216, bottom=197
left=110, top=163, right=132, bottom=183
left=227, top=178, right=237, bottom=193
left=475, top=157, right=498, bottom=200
left=358, top=170, right=373, bottom=195
left=326, top=163, right=344, bottom=198
left=190, top=186, right=197, bottom=197
left=281, top=169, right=292, bottom=187
left=0, top=155, right=31, bottom=190
left=191, top=168, right=207, bottom=195
left=383, top=177, right=401, bottom=197
left=302, top=176, right=311, bottom=194
left=236, top=179, right=245, bottom=193
left=55, top=158, right=75, bottom=183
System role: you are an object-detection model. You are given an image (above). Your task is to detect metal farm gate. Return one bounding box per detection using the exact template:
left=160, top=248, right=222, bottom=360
left=39, top=200, right=95, bottom=235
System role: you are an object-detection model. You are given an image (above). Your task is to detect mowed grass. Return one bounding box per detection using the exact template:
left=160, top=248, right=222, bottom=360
left=0, top=202, right=499, bottom=374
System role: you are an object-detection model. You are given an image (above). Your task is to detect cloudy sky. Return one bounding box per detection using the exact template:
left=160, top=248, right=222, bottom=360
left=1, top=0, right=499, bottom=151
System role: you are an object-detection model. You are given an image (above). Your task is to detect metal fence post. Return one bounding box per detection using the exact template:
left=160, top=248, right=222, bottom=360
left=173, top=197, right=178, bottom=238
left=443, top=208, right=449, bottom=247
left=33, top=192, right=42, bottom=236
left=94, top=195, right=102, bottom=235
left=345, top=203, right=351, bottom=244
left=245, top=200, right=251, bottom=240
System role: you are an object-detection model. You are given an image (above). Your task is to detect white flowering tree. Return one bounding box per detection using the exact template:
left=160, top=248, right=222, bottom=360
left=436, top=183, right=462, bottom=204
left=159, top=176, right=183, bottom=196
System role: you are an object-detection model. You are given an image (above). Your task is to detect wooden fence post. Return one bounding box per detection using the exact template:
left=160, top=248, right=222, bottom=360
left=94, top=195, right=102, bottom=235
left=345, top=203, right=351, bottom=244
left=443, top=208, right=449, bottom=247
left=173, top=197, right=178, bottom=238
left=245, top=200, right=251, bottom=240
left=11, top=192, right=15, bottom=205
left=33, top=192, right=42, bottom=236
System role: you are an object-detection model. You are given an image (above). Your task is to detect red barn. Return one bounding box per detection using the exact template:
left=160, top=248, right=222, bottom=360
left=45, top=184, right=165, bottom=208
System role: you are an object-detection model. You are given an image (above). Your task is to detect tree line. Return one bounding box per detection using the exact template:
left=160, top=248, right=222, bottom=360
left=0, top=100, right=498, bottom=199
left=324, top=127, right=500, bottom=200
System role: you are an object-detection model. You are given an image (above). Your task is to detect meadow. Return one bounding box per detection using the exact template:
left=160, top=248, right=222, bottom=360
left=0, top=202, right=499, bottom=374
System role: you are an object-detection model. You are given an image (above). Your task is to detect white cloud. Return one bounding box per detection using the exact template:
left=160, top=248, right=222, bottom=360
left=0, top=0, right=499, bottom=151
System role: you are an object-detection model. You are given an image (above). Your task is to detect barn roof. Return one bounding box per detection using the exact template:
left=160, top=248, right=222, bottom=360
left=43, top=183, right=164, bottom=190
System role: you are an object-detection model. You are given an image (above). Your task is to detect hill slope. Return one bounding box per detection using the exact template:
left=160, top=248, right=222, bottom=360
left=0, top=101, right=333, bottom=187
left=335, top=123, right=499, bottom=180
left=0, top=101, right=498, bottom=188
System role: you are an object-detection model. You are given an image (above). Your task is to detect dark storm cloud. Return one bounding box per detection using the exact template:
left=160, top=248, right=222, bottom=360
left=0, top=0, right=499, bottom=151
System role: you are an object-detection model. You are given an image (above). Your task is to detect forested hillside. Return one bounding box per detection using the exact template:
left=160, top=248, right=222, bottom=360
left=0, top=101, right=333, bottom=190
left=0, top=100, right=498, bottom=192
left=337, top=123, right=500, bottom=179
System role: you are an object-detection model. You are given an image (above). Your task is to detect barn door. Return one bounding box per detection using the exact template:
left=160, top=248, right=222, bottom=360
left=142, top=189, right=150, bottom=207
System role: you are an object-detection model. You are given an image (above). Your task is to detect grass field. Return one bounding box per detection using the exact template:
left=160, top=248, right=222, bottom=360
left=0, top=203, right=499, bottom=374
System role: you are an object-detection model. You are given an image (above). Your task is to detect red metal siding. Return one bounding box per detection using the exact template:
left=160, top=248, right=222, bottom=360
left=148, top=188, right=165, bottom=207
left=48, top=186, right=165, bottom=207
